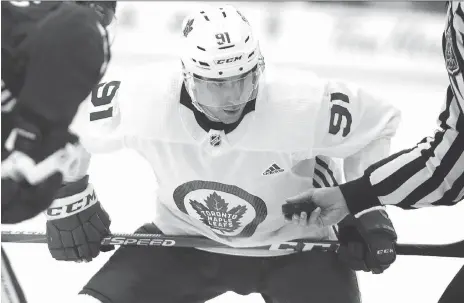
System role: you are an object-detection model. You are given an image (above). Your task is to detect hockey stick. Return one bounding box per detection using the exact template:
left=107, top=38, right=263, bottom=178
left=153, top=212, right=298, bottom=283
left=1, top=231, right=463, bottom=257
left=2, top=231, right=464, bottom=258
left=1, top=231, right=339, bottom=253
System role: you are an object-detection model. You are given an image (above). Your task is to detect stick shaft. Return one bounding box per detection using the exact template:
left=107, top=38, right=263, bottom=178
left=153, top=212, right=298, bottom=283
left=1, top=231, right=340, bottom=253
left=2, top=231, right=462, bottom=257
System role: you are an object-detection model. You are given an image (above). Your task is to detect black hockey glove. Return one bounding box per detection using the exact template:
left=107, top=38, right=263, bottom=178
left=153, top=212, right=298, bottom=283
left=336, top=209, right=397, bottom=274
left=46, top=175, right=113, bottom=262
left=1, top=110, right=80, bottom=224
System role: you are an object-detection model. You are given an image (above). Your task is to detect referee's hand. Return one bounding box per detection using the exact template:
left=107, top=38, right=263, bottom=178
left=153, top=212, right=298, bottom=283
left=285, top=187, right=350, bottom=228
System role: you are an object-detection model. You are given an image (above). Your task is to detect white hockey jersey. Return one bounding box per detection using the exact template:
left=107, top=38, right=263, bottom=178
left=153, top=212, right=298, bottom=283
left=77, top=60, right=401, bottom=256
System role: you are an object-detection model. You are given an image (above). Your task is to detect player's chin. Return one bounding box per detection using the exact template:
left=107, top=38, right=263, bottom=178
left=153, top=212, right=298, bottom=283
left=221, top=106, right=245, bottom=124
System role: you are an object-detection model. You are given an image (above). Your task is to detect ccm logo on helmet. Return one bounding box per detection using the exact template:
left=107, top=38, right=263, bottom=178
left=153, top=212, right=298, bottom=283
left=214, top=55, right=242, bottom=65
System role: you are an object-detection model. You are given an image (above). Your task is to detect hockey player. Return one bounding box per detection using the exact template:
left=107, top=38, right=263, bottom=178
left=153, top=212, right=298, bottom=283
left=287, top=2, right=464, bottom=303
left=46, top=5, right=400, bottom=303
left=1, top=1, right=116, bottom=302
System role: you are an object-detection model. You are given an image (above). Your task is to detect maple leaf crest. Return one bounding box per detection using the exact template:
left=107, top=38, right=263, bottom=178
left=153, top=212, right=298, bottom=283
left=183, top=18, right=194, bottom=37
left=190, top=192, right=247, bottom=234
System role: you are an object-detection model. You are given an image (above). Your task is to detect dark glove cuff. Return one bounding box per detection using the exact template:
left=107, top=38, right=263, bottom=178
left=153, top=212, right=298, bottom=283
left=339, top=175, right=383, bottom=216
left=54, top=175, right=89, bottom=199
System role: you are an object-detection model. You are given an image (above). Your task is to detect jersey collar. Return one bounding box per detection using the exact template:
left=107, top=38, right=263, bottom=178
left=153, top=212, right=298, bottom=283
left=179, top=83, right=256, bottom=134
left=178, top=82, right=258, bottom=148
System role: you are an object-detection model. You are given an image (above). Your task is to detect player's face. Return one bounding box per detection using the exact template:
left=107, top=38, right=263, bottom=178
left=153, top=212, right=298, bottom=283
left=189, top=67, right=260, bottom=123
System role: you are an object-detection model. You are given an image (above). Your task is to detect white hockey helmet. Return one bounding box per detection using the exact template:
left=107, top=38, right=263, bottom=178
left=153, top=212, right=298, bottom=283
left=180, top=5, right=264, bottom=108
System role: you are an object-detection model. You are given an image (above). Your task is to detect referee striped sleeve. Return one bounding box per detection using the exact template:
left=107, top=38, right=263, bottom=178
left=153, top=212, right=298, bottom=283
left=340, top=2, right=464, bottom=214
left=340, top=87, right=464, bottom=213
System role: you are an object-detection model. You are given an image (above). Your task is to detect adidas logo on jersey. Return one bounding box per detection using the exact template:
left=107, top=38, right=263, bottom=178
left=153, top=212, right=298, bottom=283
left=263, top=164, right=284, bottom=175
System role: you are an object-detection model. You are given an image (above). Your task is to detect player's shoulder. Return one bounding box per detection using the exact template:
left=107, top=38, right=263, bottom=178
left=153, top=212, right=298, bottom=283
left=81, top=59, right=183, bottom=136
left=242, top=65, right=329, bottom=151
left=1, top=1, right=62, bottom=49
left=251, top=65, right=387, bottom=152
left=39, top=2, right=103, bottom=42
left=126, top=60, right=185, bottom=137
left=262, top=64, right=328, bottom=107
left=128, top=60, right=184, bottom=103
left=117, top=59, right=184, bottom=119
left=8, top=1, right=106, bottom=65
left=1, top=1, right=62, bottom=23
left=262, top=64, right=367, bottom=99
left=258, top=64, right=330, bottom=129
left=50, top=2, right=99, bottom=25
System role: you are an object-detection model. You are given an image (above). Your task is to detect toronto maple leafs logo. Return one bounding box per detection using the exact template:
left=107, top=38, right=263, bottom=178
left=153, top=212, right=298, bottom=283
left=445, top=27, right=459, bottom=75
left=183, top=18, right=194, bottom=37
left=190, top=192, right=247, bottom=233
left=173, top=180, right=267, bottom=238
